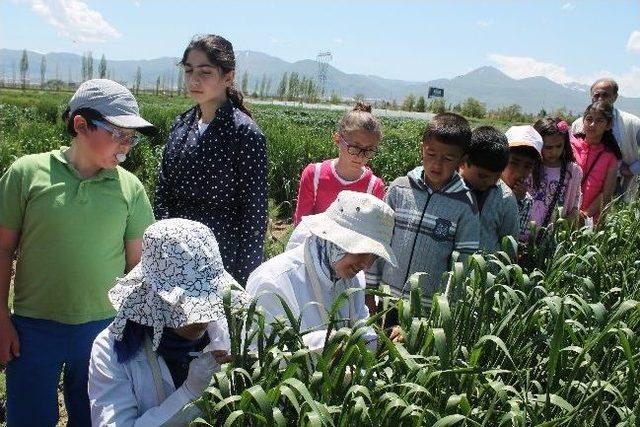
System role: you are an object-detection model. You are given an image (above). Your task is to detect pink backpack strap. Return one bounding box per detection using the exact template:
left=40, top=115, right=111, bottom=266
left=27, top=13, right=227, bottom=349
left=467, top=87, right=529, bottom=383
left=366, top=174, right=377, bottom=194
left=313, top=162, right=322, bottom=206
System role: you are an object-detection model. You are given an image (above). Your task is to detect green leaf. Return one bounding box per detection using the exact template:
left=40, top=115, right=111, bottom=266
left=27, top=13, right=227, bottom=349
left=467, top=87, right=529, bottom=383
left=432, top=414, right=467, bottom=427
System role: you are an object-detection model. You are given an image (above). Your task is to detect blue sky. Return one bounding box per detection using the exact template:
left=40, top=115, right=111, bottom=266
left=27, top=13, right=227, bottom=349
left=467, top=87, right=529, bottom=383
left=3, top=0, right=640, bottom=96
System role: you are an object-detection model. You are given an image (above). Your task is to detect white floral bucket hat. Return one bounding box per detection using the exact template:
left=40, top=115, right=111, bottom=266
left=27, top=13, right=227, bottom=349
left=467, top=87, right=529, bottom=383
left=108, top=218, right=249, bottom=350
left=303, top=190, right=398, bottom=267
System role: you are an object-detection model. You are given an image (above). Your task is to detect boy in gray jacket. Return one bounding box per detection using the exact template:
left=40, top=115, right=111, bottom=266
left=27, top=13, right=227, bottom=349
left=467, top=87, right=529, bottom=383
left=459, top=126, right=519, bottom=253
left=365, top=113, right=479, bottom=313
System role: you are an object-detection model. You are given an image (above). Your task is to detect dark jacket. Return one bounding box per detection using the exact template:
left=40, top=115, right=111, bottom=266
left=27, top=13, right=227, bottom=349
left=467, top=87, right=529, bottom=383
left=154, top=100, right=268, bottom=285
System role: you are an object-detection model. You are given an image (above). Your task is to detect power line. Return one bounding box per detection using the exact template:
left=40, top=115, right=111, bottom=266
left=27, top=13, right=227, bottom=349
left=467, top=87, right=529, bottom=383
left=316, top=51, right=332, bottom=97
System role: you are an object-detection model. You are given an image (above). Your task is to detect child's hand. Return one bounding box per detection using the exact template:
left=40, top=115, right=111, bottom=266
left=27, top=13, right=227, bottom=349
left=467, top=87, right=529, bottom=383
left=213, top=350, right=232, bottom=364
left=579, top=210, right=591, bottom=223
left=389, top=326, right=404, bottom=343
left=620, top=164, right=633, bottom=177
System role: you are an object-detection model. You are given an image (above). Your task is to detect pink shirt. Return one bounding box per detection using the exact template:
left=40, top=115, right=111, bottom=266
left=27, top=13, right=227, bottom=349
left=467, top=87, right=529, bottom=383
left=570, top=135, right=618, bottom=215
left=527, top=162, right=582, bottom=226
left=293, top=159, right=386, bottom=225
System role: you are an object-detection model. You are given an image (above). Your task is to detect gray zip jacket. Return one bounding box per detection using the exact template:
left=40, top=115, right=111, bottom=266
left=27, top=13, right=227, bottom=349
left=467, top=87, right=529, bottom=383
left=366, top=166, right=479, bottom=300
left=471, top=179, right=519, bottom=253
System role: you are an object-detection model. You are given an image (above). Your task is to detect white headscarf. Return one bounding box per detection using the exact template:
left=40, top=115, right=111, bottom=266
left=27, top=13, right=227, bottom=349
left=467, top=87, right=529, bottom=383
left=304, top=235, right=363, bottom=328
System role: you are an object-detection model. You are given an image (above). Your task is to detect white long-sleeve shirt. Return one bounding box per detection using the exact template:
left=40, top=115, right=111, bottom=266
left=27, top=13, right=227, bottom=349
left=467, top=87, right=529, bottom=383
left=246, top=244, right=376, bottom=351
left=88, top=321, right=230, bottom=427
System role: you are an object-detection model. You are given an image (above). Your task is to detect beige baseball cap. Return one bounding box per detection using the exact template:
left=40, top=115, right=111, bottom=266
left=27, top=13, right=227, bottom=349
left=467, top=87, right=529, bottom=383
left=505, top=125, right=543, bottom=159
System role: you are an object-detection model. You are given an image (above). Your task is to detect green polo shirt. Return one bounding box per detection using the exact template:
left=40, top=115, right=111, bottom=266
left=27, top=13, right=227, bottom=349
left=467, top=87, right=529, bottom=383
left=0, top=147, right=155, bottom=324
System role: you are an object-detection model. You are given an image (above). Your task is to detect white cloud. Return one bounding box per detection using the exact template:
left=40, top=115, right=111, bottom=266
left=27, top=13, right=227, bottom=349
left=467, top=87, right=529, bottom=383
left=332, top=37, right=344, bottom=44
left=562, top=3, right=575, bottom=11
left=477, top=20, right=491, bottom=28
left=627, top=30, right=640, bottom=52
left=488, top=53, right=572, bottom=83
left=614, top=66, right=640, bottom=97
left=487, top=53, right=640, bottom=97
left=17, top=0, right=121, bottom=43
left=132, top=0, right=141, bottom=7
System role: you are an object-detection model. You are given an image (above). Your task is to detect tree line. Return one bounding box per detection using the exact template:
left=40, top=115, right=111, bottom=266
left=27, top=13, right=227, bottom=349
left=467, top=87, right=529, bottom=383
left=4, top=50, right=578, bottom=121
left=395, top=93, right=578, bottom=123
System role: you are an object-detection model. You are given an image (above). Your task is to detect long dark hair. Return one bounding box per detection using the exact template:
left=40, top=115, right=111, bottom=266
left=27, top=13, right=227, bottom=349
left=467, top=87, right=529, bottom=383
left=579, top=102, right=622, bottom=160
left=180, top=34, right=252, bottom=118
left=532, top=116, right=575, bottom=188
left=113, top=320, right=152, bottom=363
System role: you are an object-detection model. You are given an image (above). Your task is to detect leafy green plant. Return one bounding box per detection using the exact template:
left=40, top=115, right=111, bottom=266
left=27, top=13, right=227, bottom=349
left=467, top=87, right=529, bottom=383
left=188, top=200, right=639, bottom=426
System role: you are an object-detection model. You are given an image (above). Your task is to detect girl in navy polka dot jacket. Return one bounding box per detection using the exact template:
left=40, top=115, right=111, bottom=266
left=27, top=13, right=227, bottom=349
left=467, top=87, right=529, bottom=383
left=154, top=35, right=268, bottom=286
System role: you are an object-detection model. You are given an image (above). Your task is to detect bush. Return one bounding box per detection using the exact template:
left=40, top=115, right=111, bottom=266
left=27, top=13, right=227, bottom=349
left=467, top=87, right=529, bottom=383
left=401, top=94, right=415, bottom=111
left=460, top=97, right=486, bottom=119
left=427, top=98, right=446, bottom=114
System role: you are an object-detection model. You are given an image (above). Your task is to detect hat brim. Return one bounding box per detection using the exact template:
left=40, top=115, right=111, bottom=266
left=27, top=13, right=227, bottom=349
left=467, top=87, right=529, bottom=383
left=108, top=263, right=145, bottom=311
left=108, top=265, right=246, bottom=328
left=303, top=214, right=398, bottom=268
left=104, top=115, right=157, bottom=137
left=508, top=142, right=542, bottom=159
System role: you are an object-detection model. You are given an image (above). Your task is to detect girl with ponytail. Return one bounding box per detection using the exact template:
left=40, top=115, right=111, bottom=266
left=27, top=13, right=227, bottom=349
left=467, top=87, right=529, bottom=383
left=292, top=102, right=386, bottom=225
left=154, top=34, right=268, bottom=286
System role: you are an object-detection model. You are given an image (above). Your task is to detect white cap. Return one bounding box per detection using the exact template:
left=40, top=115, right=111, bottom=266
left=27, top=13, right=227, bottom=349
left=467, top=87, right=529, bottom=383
left=505, top=125, right=543, bottom=159
left=69, top=79, right=156, bottom=136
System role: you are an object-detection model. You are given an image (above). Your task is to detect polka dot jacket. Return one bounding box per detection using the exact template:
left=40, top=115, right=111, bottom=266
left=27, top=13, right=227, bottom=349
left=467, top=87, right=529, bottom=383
left=154, top=100, right=268, bottom=286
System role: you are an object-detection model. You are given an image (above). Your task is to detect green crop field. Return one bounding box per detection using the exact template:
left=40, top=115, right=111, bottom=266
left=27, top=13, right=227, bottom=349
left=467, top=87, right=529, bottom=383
left=0, top=88, right=514, bottom=218
left=0, top=89, right=638, bottom=426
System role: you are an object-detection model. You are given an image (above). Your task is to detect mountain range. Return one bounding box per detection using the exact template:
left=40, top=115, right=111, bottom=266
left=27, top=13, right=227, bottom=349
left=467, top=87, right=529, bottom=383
left=1, top=48, right=639, bottom=115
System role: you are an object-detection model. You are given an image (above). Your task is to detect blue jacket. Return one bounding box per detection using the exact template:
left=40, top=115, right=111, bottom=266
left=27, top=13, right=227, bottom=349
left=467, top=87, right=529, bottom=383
left=154, top=100, right=268, bottom=285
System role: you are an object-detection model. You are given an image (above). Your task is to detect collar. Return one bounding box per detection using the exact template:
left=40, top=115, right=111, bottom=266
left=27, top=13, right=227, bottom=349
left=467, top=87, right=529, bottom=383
left=194, top=99, right=235, bottom=125
left=409, top=166, right=469, bottom=194
left=517, top=192, right=533, bottom=207
left=330, top=159, right=366, bottom=185
left=175, top=98, right=234, bottom=125
left=52, top=147, right=119, bottom=181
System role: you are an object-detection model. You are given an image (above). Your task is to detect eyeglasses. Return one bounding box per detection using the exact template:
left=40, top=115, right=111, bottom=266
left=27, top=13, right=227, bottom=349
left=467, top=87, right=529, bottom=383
left=338, top=135, right=378, bottom=159
left=583, top=115, right=608, bottom=126
left=93, top=121, right=140, bottom=147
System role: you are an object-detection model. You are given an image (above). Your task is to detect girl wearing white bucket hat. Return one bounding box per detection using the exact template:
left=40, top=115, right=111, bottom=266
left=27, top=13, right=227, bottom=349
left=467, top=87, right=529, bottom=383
left=88, top=218, right=249, bottom=426
left=246, top=190, right=397, bottom=351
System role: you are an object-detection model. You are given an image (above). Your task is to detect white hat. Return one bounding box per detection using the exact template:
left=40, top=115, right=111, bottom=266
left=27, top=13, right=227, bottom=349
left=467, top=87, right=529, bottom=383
left=108, top=218, right=249, bottom=350
left=303, top=190, right=398, bottom=267
left=505, top=125, right=543, bottom=159
left=69, top=79, right=156, bottom=136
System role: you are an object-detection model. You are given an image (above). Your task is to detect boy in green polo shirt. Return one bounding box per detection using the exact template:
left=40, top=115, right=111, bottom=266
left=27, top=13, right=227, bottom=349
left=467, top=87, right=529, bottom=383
left=0, top=79, right=156, bottom=426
